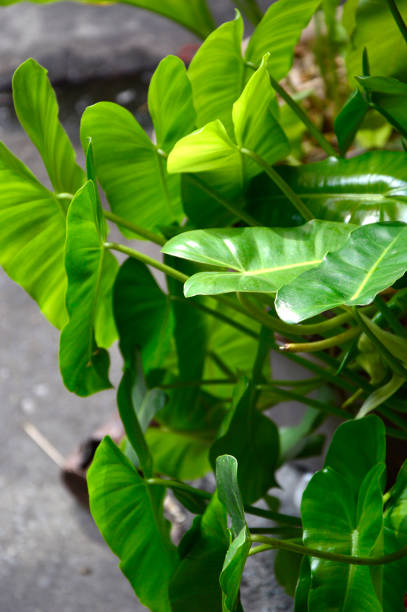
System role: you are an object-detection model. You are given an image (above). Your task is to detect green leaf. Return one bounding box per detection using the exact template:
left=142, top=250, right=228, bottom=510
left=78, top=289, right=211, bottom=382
left=0, top=143, right=68, bottom=328
left=220, top=527, right=250, bottom=612
left=188, top=11, right=244, bottom=133
left=382, top=461, right=407, bottom=611
left=216, top=455, right=246, bottom=538
left=146, top=428, right=212, bottom=481
left=274, top=548, right=303, bottom=597
left=357, top=75, right=407, bottom=138
left=245, top=0, right=321, bottom=80
left=169, top=493, right=229, bottom=612
left=276, top=222, right=407, bottom=323
left=346, top=0, right=407, bottom=82
left=81, top=102, right=182, bottom=238
left=301, top=417, right=386, bottom=612
left=294, top=557, right=311, bottom=611
left=162, top=221, right=353, bottom=297
left=358, top=314, right=407, bottom=366
left=248, top=151, right=407, bottom=226
left=59, top=181, right=118, bottom=396
left=357, top=373, right=405, bottom=418
left=87, top=436, right=178, bottom=612
left=232, top=55, right=290, bottom=171
left=12, top=59, right=84, bottom=194
left=334, top=89, right=370, bottom=155
left=279, top=407, right=324, bottom=464
left=113, top=258, right=174, bottom=373
left=210, top=379, right=279, bottom=504
left=148, top=55, right=196, bottom=153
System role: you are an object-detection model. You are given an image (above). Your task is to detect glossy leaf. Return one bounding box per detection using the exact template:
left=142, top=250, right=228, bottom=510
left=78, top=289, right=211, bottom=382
left=146, top=428, right=212, bottom=481
left=0, top=143, right=68, bottom=328
left=245, top=0, right=321, bottom=80
left=162, top=221, right=353, bottom=297
left=87, top=437, right=178, bottom=612
left=249, top=151, right=407, bottom=226
left=210, top=379, right=279, bottom=504
left=169, top=493, right=228, bottom=612
left=220, top=527, right=250, bottom=612
left=59, top=181, right=118, bottom=396
left=277, top=222, right=407, bottom=323
left=148, top=55, right=196, bottom=153
left=12, top=58, right=84, bottom=194
left=301, top=417, right=386, bottom=611
left=188, top=11, right=244, bottom=132
left=113, top=258, right=174, bottom=373
left=216, top=455, right=246, bottom=538
left=334, top=89, right=370, bottom=155
left=81, top=102, right=182, bottom=238
left=346, top=0, right=407, bottom=82
left=357, top=75, right=407, bottom=138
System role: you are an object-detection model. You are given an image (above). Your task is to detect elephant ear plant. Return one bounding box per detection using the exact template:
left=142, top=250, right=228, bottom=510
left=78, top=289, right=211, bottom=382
left=4, top=0, right=407, bottom=609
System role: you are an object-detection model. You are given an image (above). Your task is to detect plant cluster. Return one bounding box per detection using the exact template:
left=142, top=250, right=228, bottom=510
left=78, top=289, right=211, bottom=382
left=2, top=0, right=407, bottom=610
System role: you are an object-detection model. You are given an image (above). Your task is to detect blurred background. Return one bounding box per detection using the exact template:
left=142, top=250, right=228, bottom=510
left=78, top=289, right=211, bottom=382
left=0, top=2, right=313, bottom=610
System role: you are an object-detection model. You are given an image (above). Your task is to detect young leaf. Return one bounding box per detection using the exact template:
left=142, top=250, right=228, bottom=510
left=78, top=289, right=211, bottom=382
left=220, top=526, right=250, bottom=612
left=244, top=0, right=321, bottom=79
left=87, top=436, right=178, bottom=612
left=169, top=493, right=229, bottom=612
left=12, top=58, right=84, bottom=194
left=357, top=373, right=405, bottom=418
left=210, top=379, right=279, bottom=504
left=0, top=143, right=68, bottom=328
left=162, top=221, right=354, bottom=297
left=301, top=417, right=386, bottom=611
left=81, top=102, right=182, bottom=238
left=216, top=455, right=246, bottom=538
left=148, top=55, right=196, bottom=153
left=357, top=75, right=407, bottom=138
left=188, top=11, right=245, bottom=132
left=277, top=222, right=407, bottom=323
left=59, top=181, right=118, bottom=396
left=113, top=258, right=174, bottom=373
left=334, top=89, right=370, bottom=155
left=248, top=151, right=407, bottom=226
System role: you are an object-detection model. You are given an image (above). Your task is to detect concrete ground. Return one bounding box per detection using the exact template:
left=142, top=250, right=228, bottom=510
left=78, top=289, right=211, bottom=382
left=0, top=2, right=304, bottom=610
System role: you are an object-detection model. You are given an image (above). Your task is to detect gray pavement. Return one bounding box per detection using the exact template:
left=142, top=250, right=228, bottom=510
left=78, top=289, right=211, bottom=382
left=0, top=2, right=298, bottom=610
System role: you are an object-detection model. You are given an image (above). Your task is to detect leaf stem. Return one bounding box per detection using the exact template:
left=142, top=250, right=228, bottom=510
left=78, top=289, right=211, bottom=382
left=146, top=478, right=301, bottom=526
left=250, top=535, right=407, bottom=566
left=105, top=242, right=188, bottom=283
left=103, top=210, right=165, bottom=245
left=386, top=0, right=407, bottom=45
left=281, top=326, right=360, bottom=353
left=158, top=378, right=236, bottom=390
left=373, top=295, right=407, bottom=337
left=263, top=386, right=351, bottom=419
left=240, top=148, right=314, bottom=221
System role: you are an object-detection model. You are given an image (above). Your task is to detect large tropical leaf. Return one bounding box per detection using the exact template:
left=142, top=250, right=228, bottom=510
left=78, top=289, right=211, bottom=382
left=346, top=0, right=407, bottom=82
left=162, top=221, right=354, bottom=297
left=12, top=58, right=84, bottom=194
left=80, top=102, right=183, bottom=238
left=59, top=181, right=118, bottom=396
left=169, top=493, right=228, bottom=612
left=87, top=437, right=178, bottom=612
left=357, top=75, right=407, bottom=138
left=248, top=151, right=407, bottom=226
left=276, top=222, right=407, bottom=323
left=0, top=143, right=68, bottom=328
left=210, top=379, right=279, bottom=504
left=301, top=417, right=386, bottom=611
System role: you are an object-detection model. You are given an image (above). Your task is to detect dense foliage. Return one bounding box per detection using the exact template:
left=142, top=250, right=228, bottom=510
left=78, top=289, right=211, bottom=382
left=2, top=0, right=407, bottom=609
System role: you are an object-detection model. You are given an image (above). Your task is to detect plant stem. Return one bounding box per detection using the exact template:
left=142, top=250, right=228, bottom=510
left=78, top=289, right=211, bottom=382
left=103, top=210, right=165, bottom=245
left=250, top=535, right=407, bottom=566
left=187, top=174, right=259, bottom=226
left=105, top=242, right=188, bottom=283
left=386, top=0, right=407, bottom=45
left=258, top=377, right=322, bottom=389
left=240, top=148, right=314, bottom=221
left=146, top=478, right=301, bottom=526
left=265, top=387, right=351, bottom=419
left=373, top=295, right=407, bottom=337
left=281, top=326, right=360, bottom=353
left=158, top=378, right=236, bottom=390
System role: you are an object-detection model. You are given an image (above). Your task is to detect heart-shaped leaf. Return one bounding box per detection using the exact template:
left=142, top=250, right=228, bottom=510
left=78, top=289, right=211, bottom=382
left=162, top=221, right=353, bottom=297
left=277, top=222, right=407, bottom=323
left=87, top=436, right=178, bottom=612
left=59, top=181, right=118, bottom=396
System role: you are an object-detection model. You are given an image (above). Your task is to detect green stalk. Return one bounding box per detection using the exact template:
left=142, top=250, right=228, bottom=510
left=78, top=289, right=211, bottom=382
left=250, top=535, right=407, bottom=566
left=146, top=478, right=301, bottom=526
left=158, top=378, right=236, bottom=390
left=103, top=210, right=165, bottom=246
left=240, top=148, right=314, bottom=221
left=257, top=377, right=322, bottom=389
left=281, top=326, right=360, bottom=353
left=266, top=386, right=351, bottom=419
left=386, top=0, right=407, bottom=45
left=105, top=242, right=188, bottom=283
left=373, top=295, right=407, bottom=337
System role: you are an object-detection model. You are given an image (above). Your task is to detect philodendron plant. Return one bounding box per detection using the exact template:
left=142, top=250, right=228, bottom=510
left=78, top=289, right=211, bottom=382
left=4, top=0, right=407, bottom=609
